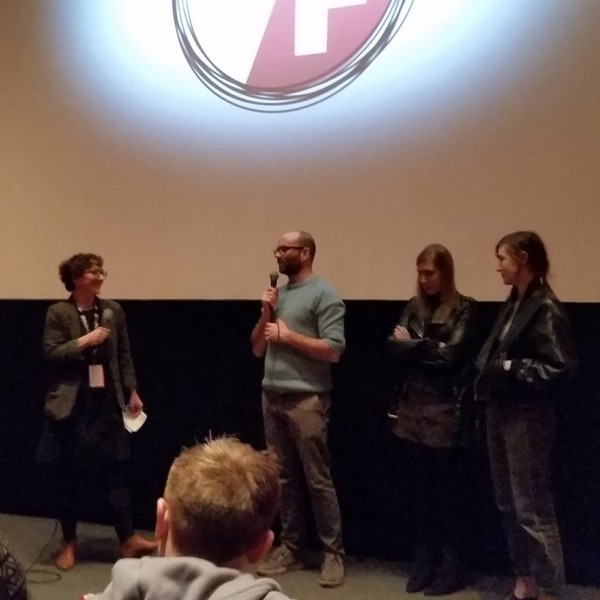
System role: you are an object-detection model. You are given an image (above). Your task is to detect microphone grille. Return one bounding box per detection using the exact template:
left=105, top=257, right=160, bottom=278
left=269, top=271, right=279, bottom=287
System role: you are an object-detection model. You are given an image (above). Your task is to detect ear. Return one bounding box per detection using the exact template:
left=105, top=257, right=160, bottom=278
left=519, top=250, right=529, bottom=266
left=300, top=246, right=311, bottom=263
left=245, top=530, right=274, bottom=564
left=155, top=498, right=170, bottom=547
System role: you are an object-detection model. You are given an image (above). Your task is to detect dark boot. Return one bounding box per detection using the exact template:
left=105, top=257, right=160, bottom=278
left=120, top=533, right=159, bottom=558
left=406, top=546, right=436, bottom=593
left=423, top=551, right=466, bottom=596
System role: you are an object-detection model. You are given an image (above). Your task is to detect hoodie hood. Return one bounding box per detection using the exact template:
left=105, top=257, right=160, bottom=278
left=90, top=556, right=292, bottom=600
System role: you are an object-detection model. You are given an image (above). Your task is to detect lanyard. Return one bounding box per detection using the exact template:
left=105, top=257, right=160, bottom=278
left=77, top=303, right=100, bottom=334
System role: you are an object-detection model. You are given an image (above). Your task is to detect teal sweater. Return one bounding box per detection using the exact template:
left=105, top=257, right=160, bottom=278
left=263, top=276, right=345, bottom=394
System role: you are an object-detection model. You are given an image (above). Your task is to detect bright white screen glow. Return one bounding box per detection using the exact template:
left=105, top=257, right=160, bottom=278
left=54, top=0, right=558, bottom=162
left=185, top=1, right=276, bottom=83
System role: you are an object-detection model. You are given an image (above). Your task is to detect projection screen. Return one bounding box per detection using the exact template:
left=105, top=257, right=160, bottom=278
left=1, top=0, right=598, bottom=300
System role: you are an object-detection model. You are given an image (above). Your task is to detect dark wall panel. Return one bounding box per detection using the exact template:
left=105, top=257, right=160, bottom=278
left=0, top=300, right=598, bottom=584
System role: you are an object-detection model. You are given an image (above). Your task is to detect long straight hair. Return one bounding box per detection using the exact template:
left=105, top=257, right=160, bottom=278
left=415, top=244, right=460, bottom=320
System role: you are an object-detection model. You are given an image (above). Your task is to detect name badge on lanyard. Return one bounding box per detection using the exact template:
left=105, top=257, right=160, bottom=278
left=78, top=303, right=105, bottom=389
left=88, top=364, right=105, bottom=388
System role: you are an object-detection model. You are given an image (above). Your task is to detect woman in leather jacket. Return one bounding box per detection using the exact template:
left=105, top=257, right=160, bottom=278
left=476, top=231, right=576, bottom=600
left=388, top=244, right=477, bottom=596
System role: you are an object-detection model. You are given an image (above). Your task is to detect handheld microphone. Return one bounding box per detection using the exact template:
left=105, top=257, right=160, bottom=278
left=102, top=308, right=114, bottom=328
left=268, top=272, right=279, bottom=323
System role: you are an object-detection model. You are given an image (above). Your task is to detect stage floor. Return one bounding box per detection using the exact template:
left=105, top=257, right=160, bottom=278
left=1, top=513, right=598, bottom=600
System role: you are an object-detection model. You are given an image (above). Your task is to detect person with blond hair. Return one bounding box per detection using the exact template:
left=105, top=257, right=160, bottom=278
left=84, top=437, right=293, bottom=600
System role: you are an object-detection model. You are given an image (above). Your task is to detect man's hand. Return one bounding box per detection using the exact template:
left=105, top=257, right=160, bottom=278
left=251, top=289, right=279, bottom=357
left=261, top=288, right=279, bottom=313
left=265, top=319, right=340, bottom=362
left=264, top=319, right=291, bottom=344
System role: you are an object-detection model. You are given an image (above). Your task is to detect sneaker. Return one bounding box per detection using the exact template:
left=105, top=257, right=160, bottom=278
left=319, top=553, right=345, bottom=588
left=257, top=545, right=303, bottom=576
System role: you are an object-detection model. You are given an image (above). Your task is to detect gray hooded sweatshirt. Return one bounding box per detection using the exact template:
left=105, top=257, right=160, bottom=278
left=85, top=556, right=293, bottom=600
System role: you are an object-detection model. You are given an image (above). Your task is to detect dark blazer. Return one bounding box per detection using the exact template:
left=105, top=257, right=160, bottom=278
left=476, top=279, right=576, bottom=403
left=43, top=297, right=137, bottom=420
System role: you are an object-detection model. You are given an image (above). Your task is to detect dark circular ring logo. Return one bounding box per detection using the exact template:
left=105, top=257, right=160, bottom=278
left=173, top=0, right=415, bottom=113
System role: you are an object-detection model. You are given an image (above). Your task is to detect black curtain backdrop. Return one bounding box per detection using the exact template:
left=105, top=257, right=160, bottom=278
left=0, top=300, right=599, bottom=585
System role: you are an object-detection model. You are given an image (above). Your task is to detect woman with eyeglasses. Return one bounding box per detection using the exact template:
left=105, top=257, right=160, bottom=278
left=476, top=232, right=576, bottom=600
left=387, top=244, right=477, bottom=596
left=36, top=253, right=157, bottom=570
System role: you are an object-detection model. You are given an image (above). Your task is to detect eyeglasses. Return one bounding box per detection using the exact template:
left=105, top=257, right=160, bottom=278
left=273, top=246, right=304, bottom=256
left=84, top=269, right=108, bottom=278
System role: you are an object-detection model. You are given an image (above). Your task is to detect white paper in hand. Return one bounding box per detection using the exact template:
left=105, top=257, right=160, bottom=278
left=122, top=410, right=147, bottom=433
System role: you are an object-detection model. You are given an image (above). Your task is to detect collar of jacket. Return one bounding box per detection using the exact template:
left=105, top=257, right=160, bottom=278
left=410, top=294, right=467, bottom=338
left=65, top=295, right=109, bottom=338
left=477, top=279, right=549, bottom=368
left=498, top=278, right=549, bottom=350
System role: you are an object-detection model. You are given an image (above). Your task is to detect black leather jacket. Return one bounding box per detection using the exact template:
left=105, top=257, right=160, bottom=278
left=387, top=294, right=478, bottom=447
left=476, top=279, right=576, bottom=403
left=388, top=294, right=477, bottom=402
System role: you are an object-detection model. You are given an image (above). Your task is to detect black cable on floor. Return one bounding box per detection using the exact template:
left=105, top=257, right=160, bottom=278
left=24, top=519, right=61, bottom=585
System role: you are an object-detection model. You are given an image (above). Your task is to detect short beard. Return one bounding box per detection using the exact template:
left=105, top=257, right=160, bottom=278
left=281, top=262, right=301, bottom=277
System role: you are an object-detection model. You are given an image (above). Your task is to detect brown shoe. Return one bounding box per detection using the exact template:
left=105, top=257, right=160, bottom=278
left=120, top=533, right=159, bottom=558
left=55, top=540, right=76, bottom=571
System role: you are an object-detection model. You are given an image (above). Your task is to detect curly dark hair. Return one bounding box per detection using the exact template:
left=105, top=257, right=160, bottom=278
left=58, top=253, right=104, bottom=292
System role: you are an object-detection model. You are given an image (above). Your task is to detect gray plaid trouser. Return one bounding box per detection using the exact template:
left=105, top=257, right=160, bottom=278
left=487, top=400, right=565, bottom=597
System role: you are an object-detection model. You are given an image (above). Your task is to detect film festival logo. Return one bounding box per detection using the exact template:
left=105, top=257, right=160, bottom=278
left=173, top=0, right=414, bottom=113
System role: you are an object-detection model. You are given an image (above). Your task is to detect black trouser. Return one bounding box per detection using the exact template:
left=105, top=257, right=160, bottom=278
left=403, top=441, right=465, bottom=564
left=58, top=461, right=134, bottom=543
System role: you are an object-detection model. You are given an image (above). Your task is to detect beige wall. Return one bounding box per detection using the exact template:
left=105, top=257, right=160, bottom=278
left=1, top=1, right=598, bottom=300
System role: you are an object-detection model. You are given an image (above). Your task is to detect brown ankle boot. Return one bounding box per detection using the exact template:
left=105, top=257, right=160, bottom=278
left=120, top=533, right=159, bottom=558
left=55, top=540, right=76, bottom=570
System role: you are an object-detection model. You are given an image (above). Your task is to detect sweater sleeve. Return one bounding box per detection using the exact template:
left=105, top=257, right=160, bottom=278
left=315, top=287, right=346, bottom=355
